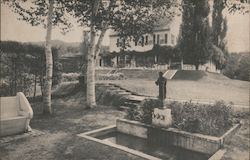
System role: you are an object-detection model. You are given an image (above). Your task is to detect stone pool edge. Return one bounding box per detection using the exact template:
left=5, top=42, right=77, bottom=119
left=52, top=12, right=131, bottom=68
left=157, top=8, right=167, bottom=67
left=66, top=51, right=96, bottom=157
left=116, top=119, right=241, bottom=155
left=77, top=119, right=241, bottom=160
left=77, top=125, right=161, bottom=160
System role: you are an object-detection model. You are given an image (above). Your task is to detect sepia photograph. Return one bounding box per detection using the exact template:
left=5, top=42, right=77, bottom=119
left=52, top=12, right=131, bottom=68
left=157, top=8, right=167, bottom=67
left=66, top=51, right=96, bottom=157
left=0, top=0, right=249, bottom=160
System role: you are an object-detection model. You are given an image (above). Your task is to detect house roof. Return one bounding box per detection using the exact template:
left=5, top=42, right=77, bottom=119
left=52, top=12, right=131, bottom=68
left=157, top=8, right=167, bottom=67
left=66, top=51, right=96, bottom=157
left=109, top=15, right=173, bottom=37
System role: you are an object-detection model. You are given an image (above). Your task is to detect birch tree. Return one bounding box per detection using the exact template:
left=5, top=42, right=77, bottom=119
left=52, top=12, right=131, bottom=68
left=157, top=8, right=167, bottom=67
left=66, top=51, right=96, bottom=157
left=4, top=0, right=72, bottom=114
left=66, top=0, right=179, bottom=108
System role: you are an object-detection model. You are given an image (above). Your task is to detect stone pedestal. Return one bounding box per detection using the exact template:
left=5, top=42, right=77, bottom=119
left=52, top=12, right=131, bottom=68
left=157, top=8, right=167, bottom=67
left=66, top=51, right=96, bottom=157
left=152, top=108, right=172, bottom=128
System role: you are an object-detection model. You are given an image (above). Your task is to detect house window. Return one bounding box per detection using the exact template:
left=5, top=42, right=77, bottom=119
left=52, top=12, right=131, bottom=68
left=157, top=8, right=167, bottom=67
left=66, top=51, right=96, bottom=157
left=149, top=40, right=153, bottom=45
left=145, top=35, right=148, bottom=45
left=165, top=34, right=168, bottom=44
left=157, top=34, right=160, bottom=44
left=116, top=38, right=119, bottom=47
left=141, top=36, right=144, bottom=46
left=171, top=34, right=175, bottom=44
left=153, top=34, right=156, bottom=44
left=122, top=38, right=125, bottom=47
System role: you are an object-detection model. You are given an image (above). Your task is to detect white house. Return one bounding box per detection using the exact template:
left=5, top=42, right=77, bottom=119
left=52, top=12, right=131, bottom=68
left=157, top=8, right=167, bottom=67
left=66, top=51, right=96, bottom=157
left=96, top=1, right=219, bottom=72
left=97, top=15, right=181, bottom=69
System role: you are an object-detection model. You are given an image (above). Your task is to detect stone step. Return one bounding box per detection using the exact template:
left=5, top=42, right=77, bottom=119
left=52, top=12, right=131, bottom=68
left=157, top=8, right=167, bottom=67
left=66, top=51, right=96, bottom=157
left=96, top=83, right=111, bottom=86
left=108, top=88, right=123, bottom=91
left=119, top=106, right=130, bottom=111
left=118, top=92, right=132, bottom=96
left=124, top=102, right=140, bottom=108
left=108, top=86, right=119, bottom=89
left=98, top=83, right=146, bottom=103
left=109, top=86, right=137, bottom=94
left=126, top=95, right=145, bottom=102
left=112, top=85, right=129, bottom=91
left=108, top=88, right=123, bottom=92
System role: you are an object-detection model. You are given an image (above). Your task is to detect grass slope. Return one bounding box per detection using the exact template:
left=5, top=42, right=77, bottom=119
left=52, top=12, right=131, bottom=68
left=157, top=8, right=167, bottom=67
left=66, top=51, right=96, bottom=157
left=104, top=70, right=249, bottom=106
left=172, top=70, right=208, bottom=80
left=118, top=69, right=166, bottom=80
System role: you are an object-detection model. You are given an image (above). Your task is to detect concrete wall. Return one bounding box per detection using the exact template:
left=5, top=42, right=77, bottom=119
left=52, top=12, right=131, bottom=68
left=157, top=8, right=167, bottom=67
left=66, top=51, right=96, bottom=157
left=117, top=119, right=240, bottom=155
left=117, top=119, right=149, bottom=139
left=151, top=127, right=221, bottom=155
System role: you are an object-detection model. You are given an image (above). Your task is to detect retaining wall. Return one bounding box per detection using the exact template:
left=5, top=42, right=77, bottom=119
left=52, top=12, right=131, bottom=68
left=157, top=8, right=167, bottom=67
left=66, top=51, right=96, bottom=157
left=116, top=119, right=241, bottom=155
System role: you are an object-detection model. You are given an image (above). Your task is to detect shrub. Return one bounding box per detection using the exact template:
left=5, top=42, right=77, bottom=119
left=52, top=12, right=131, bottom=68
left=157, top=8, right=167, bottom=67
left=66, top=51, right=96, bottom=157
left=62, top=73, right=80, bottom=82
left=126, top=99, right=234, bottom=136
left=97, top=73, right=126, bottom=80
left=95, top=86, right=127, bottom=108
left=126, top=99, right=162, bottom=124
left=0, top=80, right=10, bottom=96
left=223, top=52, right=250, bottom=81
left=169, top=101, right=233, bottom=136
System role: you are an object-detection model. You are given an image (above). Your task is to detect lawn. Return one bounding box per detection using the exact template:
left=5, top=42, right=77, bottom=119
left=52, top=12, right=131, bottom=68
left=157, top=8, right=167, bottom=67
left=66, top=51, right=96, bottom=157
left=1, top=70, right=249, bottom=160
left=102, top=71, right=249, bottom=106
left=0, top=96, right=146, bottom=160
left=0, top=93, right=249, bottom=160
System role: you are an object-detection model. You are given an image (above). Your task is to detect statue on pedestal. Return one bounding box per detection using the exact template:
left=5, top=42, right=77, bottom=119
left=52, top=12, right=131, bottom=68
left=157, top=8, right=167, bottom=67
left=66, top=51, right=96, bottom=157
left=155, top=72, right=167, bottom=107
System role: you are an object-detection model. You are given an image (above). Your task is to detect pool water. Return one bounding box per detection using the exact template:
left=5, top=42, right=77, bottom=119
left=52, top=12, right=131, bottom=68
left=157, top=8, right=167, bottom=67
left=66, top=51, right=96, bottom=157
left=97, top=132, right=210, bottom=160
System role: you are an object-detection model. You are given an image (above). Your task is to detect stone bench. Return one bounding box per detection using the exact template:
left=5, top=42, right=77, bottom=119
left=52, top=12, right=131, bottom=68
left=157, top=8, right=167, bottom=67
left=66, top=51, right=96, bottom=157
left=0, top=92, right=33, bottom=137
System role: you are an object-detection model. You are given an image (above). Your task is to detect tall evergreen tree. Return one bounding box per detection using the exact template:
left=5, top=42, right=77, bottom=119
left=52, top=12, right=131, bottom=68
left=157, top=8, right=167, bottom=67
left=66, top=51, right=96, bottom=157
left=211, top=0, right=228, bottom=69
left=212, top=0, right=224, bottom=46
left=179, top=0, right=212, bottom=70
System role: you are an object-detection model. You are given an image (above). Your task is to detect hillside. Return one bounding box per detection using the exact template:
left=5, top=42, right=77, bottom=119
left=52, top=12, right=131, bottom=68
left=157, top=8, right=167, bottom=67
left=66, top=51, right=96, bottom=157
left=104, top=70, right=249, bottom=106
left=117, top=69, right=167, bottom=80
left=31, top=40, right=81, bottom=48
left=172, top=70, right=230, bottom=81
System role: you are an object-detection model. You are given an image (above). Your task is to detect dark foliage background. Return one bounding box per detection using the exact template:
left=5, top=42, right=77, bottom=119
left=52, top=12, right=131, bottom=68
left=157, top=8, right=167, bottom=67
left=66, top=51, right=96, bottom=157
left=0, top=41, right=62, bottom=96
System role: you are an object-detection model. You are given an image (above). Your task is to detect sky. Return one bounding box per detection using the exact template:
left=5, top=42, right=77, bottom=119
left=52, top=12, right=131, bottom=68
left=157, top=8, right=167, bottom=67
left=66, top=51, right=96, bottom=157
left=1, top=3, right=249, bottom=52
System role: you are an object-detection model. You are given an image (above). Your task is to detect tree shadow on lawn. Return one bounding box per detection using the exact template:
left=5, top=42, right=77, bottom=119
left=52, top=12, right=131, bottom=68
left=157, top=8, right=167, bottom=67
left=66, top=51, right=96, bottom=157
left=1, top=129, right=142, bottom=160
left=30, top=100, right=125, bottom=134
left=0, top=96, right=138, bottom=160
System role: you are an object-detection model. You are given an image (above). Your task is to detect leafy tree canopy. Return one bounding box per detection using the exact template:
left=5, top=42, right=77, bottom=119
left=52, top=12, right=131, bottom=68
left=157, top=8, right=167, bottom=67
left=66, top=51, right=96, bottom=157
left=65, top=0, right=180, bottom=44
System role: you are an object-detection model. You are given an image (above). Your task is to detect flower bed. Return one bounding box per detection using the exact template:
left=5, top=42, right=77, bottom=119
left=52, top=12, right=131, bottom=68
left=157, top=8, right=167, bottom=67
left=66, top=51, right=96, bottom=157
left=116, top=118, right=240, bottom=155
left=126, top=99, right=235, bottom=136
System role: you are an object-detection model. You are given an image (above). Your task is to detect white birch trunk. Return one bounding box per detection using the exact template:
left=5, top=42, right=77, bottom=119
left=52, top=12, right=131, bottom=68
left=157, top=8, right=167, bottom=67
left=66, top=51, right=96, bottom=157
left=43, top=0, right=54, bottom=114
left=86, top=0, right=101, bottom=108
left=86, top=25, right=97, bottom=107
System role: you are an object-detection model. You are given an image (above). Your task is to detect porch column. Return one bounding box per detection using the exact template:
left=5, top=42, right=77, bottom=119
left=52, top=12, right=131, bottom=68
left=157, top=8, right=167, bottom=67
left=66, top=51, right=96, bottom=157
left=181, top=58, right=183, bottom=70
left=154, top=55, right=157, bottom=64
left=168, top=59, right=171, bottom=69
left=131, top=55, right=136, bottom=67
left=124, top=55, right=127, bottom=68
